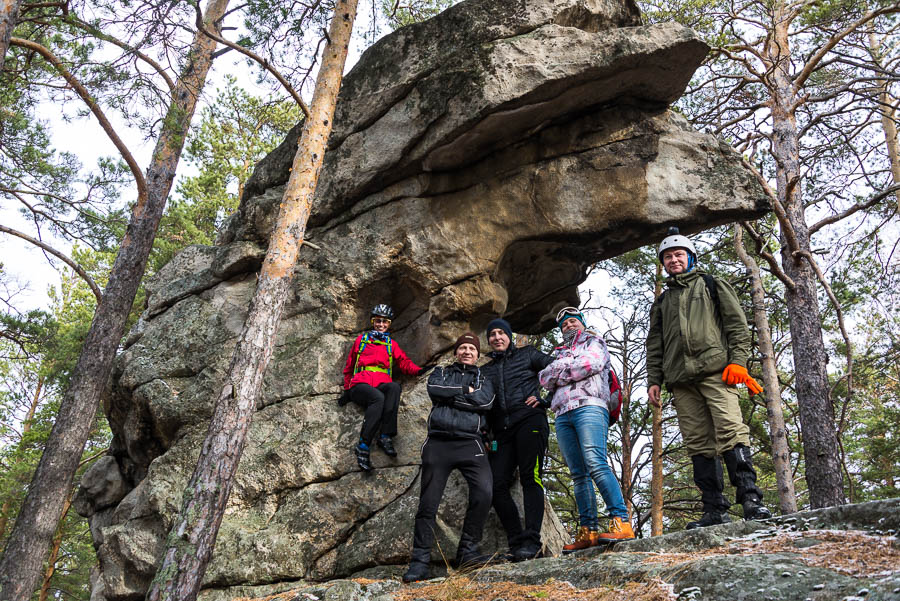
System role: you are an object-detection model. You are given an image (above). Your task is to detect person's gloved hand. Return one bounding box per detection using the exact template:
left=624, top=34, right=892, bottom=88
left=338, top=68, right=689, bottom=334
left=744, top=375, right=763, bottom=396
left=722, top=364, right=749, bottom=386
left=418, top=364, right=436, bottom=376
left=722, top=364, right=764, bottom=395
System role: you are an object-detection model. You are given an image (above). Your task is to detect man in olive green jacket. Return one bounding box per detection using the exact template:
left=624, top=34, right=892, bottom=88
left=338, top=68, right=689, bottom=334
left=646, top=227, right=772, bottom=528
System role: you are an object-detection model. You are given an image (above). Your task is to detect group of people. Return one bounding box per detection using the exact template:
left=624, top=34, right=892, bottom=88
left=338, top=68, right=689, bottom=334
left=339, top=227, right=772, bottom=583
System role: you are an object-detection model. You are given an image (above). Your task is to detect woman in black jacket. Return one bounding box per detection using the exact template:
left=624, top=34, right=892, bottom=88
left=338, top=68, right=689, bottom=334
left=481, top=318, right=553, bottom=562
left=402, top=333, right=495, bottom=583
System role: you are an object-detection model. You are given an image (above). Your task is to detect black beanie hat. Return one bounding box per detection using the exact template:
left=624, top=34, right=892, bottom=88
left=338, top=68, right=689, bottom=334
left=485, top=318, right=513, bottom=342
left=453, top=332, right=481, bottom=355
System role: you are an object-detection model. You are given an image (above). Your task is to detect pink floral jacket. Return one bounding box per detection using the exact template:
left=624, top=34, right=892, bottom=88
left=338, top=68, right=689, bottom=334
left=538, top=329, right=612, bottom=417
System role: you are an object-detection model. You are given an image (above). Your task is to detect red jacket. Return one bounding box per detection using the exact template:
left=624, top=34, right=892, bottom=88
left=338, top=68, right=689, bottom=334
left=342, top=333, right=421, bottom=389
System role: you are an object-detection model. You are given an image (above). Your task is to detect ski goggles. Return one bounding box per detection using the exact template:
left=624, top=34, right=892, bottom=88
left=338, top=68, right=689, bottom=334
left=556, top=306, right=584, bottom=325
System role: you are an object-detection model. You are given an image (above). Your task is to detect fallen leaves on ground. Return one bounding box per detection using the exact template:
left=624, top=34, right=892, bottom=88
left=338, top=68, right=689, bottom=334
left=640, top=529, right=899, bottom=576
left=391, top=576, right=675, bottom=601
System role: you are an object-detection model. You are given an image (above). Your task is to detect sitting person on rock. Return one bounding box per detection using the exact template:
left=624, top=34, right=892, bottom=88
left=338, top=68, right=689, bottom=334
left=539, top=307, right=634, bottom=549
left=341, top=303, right=423, bottom=471
left=481, top=318, right=554, bottom=562
left=403, top=333, right=496, bottom=583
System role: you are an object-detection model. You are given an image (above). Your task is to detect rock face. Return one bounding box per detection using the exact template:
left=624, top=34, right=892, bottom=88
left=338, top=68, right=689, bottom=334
left=220, top=499, right=900, bottom=601
left=76, top=0, right=769, bottom=599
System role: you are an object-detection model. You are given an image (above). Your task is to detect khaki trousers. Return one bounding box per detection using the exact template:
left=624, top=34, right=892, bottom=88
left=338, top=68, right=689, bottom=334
left=671, top=374, right=750, bottom=457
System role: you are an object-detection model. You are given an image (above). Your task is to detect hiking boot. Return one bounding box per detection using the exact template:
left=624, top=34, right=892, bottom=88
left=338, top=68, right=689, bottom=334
left=402, top=561, right=430, bottom=583
left=597, top=517, right=635, bottom=541
left=686, top=511, right=731, bottom=529
left=376, top=435, right=397, bottom=457
left=456, top=551, right=494, bottom=569
left=562, top=526, right=600, bottom=552
left=456, top=535, right=493, bottom=569
left=355, top=443, right=372, bottom=471
left=742, top=494, right=773, bottom=521
left=723, top=444, right=766, bottom=511
left=512, top=543, right=542, bottom=562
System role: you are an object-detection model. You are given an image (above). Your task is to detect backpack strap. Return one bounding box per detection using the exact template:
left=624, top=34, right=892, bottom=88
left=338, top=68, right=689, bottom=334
left=658, top=274, right=721, bottom=316
left=700, top=273, right=720, bottom=316
left=353, top=333, right=394, bottom=377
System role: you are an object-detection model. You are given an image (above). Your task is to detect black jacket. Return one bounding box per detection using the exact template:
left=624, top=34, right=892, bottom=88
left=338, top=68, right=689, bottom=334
left=426, top=363, right=495, bottom=440
left=482, top=344, right=553, bottom=433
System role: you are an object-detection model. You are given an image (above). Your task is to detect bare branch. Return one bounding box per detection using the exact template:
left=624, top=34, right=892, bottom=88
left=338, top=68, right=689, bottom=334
left=809, top=184, right=900, bottom=234
left=740, top=221, right=797, bottom=289
left=740, top=157, right=802, bottom=253
left=0, top=224, right=103, bottom=303
left=191, top=2, right=309, bottom=117
left=794, top=2, right=900, bottom=91
left=64, top=15, right=176, bottom=92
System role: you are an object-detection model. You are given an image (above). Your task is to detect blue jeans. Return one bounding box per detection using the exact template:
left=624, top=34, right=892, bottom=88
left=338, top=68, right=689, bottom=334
left=555, top=405, right=628, bottom=528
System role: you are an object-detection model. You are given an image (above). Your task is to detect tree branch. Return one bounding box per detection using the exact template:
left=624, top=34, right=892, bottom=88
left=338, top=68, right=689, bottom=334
left=740, top=157, right=802, bottom=253
left=9, top=37, right=147, bottom=203
left=794, top=2, right=900, bottom=91
left=740, top=221, right=797, bottom=290
left=809, top=184, right=900, bottom=234
left=0, top=224, right=103, bottom=303
left=64, top=16, right=176, bottom=92
left=191, top=2, right=309, bottom=117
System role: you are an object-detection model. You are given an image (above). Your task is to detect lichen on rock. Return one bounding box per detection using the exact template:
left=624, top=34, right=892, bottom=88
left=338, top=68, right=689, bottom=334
left=77, top=0, right=771, bottom=599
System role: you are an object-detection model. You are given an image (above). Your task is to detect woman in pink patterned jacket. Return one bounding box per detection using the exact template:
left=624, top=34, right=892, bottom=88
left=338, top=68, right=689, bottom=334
left=539, top=307, right=634, bottom=550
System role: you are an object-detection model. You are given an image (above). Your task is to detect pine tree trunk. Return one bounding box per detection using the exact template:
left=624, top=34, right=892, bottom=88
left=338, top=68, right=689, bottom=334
left=867, top=31, right=900, bottom=207
left=734, top=227, right=798, bottom=514
left=650, top=264, right=663, bottom=535
left=145, top=2, right=358, bottom=599
left=0, top=0, right=20, bottom=71
left=0, top=2, right=229, bottom=597
left=766, top=12, right=844, bottom=509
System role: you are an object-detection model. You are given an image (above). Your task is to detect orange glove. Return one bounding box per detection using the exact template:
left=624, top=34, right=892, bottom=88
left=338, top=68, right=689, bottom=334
left=722, top=364, right=764, bottom=395
left=744, top=375, right=763, bottom=396
left=722, top=364, right=747, bottom=386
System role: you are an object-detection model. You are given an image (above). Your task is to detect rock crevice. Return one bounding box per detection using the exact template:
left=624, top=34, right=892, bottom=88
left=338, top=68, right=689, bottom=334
left=78, top=1, right=769, bottom=599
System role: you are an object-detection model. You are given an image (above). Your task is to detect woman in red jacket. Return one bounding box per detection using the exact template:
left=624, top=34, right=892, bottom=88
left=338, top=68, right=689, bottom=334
left=342, top=304, right=422, bottom=471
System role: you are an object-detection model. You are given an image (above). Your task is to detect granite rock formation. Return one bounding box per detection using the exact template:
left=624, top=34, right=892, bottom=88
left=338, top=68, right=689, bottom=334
left=210, top=498, right=900, bottom=601
left=74, top=0, right=770, bottom=599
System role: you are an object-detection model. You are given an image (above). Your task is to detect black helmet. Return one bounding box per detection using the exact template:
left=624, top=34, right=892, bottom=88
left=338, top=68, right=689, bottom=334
left=371, top=304, right=394, bottom=320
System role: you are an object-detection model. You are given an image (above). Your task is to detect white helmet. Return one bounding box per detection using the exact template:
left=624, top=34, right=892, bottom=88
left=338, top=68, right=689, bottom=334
left=657, top=227, right=697, bottom=261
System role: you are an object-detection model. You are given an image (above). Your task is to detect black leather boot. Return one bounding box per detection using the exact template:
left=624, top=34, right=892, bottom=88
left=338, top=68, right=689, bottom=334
left=723, top=444, right=772, bottom=521
left=402, top=561, right=431, bottom=583
left=456, top=534, right=493, bottom=569
left=686, top=455, right=731, bottom=530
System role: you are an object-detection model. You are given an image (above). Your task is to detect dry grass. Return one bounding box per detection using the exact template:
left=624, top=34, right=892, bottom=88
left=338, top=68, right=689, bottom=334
left=728, top=529, right=900, bottom=576
left=391, top=576, right=675, bottom=601
left=234, top=530, right=898, bottom=601
left=640, top=529, right=900, bottom=577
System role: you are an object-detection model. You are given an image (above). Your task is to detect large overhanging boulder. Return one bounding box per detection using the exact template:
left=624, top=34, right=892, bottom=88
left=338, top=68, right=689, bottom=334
left=75, top=0, right=769, bottom=599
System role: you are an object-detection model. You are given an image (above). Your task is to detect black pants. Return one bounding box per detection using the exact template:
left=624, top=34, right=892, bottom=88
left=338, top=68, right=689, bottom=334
left=349, top=382, right=400, bottom=444
left=411, top=437, right=492, bottom=563
left=489, top=412, right=548, bottom=549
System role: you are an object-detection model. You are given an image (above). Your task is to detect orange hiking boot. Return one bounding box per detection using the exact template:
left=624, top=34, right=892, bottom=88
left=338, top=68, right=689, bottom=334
left=562, top=526, right=600, bottom=552
left=597, top=517, right=635, bottom=541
